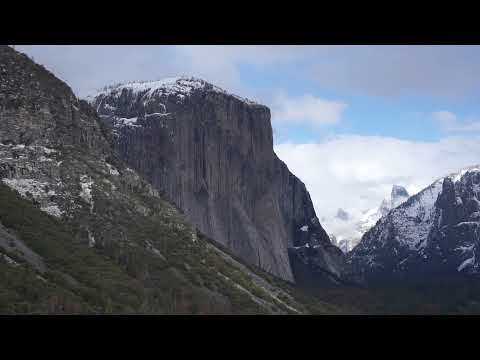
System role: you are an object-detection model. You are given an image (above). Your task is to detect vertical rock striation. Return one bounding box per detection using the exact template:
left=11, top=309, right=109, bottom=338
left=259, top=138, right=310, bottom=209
left=92, top=78, right=347, bottom=283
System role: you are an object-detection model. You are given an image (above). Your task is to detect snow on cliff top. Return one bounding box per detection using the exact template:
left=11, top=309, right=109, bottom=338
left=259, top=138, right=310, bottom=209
left=92, top=76, right=259, bottom=105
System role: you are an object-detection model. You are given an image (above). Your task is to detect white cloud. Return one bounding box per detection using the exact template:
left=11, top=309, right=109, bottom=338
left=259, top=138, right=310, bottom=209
left=432, top=110, right=480, bottom=132
left=309, top=46, right=480, bottom=98
left=432, top=110, right=457, bottom=125
left=14, top=45, right=311, bottom=99
left=275, top=135, right=480, bottom=239
left=15, top=45, right=480, bottom=101
left=271, top=92, right=347, bottom=127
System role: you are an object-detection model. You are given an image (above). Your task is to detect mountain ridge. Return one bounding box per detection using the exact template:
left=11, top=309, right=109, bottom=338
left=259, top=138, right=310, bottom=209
left=88, top=76, right=259, bottom=106
left=349, top=166, right=480, bottom=284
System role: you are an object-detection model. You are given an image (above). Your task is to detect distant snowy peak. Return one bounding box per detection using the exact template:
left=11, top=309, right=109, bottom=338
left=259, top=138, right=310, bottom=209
left=391, top=185, right=410, bottom=208
left=323, top=185, right=411, bottom=255
left=91, top=76, right=258, bottom=106
left=356, top=184, right=410, bottom=239
left=391, top=184, right=409, bottom=198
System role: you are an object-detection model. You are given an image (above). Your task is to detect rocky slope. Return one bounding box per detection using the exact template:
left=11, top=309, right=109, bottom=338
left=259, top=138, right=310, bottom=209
left=0, top=45, right=347, bottom=314
left=91, top=77, right=347, bottom=284
left=349, top=167, right=480, bottom=284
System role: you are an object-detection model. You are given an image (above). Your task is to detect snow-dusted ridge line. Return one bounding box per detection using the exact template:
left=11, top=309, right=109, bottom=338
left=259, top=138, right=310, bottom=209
left=391, top=165, right=480, bottom=216
left=357, top=178, right=444, bottom=253
left=392, top=165, right=480, bottom=219
left=90, top=76, right=259, bottom=106
left=351, top=163, right=480, bottom=279
left=446, top=165, right=480, bottom=183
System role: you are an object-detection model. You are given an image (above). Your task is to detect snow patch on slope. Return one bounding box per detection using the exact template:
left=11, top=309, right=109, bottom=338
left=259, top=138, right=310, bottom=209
left=391, top=179, right=444, bottom=250
left=42, top=205, right=63, bottom=218
left=116, top=117, right=139, bottom=127
left=458, top=256, right=475, bottom=272
left=106, top=163, right=119, bottom=176
left=2, top=178, right=64, bottom=218
left=79, top=175, right=94, bottom=212
left=87, top=230, right=96, bottom=248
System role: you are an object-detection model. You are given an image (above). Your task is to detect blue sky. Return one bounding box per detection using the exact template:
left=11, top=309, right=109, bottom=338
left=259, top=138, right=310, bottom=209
left=15, top=45, right=480, bottom=239
left=238, top=57, right=480, bottom=143
left=222, top=47, right=480, bottom=145
left=16, top=45, right=480, bottom=143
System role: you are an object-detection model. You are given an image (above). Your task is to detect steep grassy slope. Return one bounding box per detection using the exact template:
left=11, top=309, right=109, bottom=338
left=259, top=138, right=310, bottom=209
left=0, top=183, right=351, bottom=314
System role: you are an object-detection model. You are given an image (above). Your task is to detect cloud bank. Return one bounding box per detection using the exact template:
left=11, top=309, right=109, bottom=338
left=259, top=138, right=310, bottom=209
left=16, top=45, right=480, bottom=100
left=432, top=110, right=480, bottom=133
left=275, top=135, right=480, bottom=237
left=271, top=93, right=347, bottom=128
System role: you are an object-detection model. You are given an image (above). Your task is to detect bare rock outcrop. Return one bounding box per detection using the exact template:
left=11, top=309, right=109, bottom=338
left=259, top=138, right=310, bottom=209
left=92, top=78, right=347, bottom=283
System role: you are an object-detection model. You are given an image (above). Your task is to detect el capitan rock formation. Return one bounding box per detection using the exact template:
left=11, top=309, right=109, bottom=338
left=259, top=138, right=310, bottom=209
left=91, top=77, right=347, bottom=283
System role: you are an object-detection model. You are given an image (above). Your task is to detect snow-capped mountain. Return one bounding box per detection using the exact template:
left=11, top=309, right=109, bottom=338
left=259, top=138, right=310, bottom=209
left=324, top=185, right=410, bottom=253
left=356, top=185, right=410, bottom=236
left=349, top=166, right=480, bottom=284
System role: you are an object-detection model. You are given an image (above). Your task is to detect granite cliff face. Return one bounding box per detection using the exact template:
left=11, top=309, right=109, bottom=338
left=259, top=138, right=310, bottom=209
left=92, top=78, right=346, bottom=283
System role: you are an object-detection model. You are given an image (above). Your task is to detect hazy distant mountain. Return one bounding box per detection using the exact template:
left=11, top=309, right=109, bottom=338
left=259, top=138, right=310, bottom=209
left=324, top=185, right=410, bottom=253
left=356, top=185, right=410, bottom=238
left=335, top=208, right=350, bottom=221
